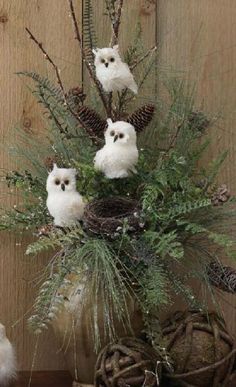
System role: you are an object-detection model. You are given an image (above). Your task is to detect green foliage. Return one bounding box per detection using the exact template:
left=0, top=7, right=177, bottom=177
left=144, top=231, right=184, bottom=261
left=139, top=262, right=171, bottom=311
left=28, top=254, right=71, bottom=334
left=28, top=236, right=135, bottom=350
left=5, top=170, right=45, bottom=198
left=1, top=0, right=235, bottom=350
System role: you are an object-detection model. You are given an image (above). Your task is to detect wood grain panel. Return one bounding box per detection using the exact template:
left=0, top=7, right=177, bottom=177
left=13, top=371, right=73, bottom=387
left=0, top=0, right=82, bottom=370
left=157, top=0, right=236, bottom=335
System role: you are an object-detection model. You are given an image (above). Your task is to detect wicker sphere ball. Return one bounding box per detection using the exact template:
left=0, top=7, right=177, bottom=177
left=94, top=337, right=161, bottom=387
left=162, top=310, right=236, bottom=387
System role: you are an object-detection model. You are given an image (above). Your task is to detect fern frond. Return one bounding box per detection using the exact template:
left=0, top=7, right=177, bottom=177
left=144, top=230, right=184, bottom=260
left=83, top=0, right=97, bottom=68
left=168, top=198, right=211, bottom=219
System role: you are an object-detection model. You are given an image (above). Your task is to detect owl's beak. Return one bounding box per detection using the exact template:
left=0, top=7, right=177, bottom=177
left=114, top=135, right=118, bottom=142
left=61, top=183, right=65, bottom=191
left=105, top=62, right=109, bottom=68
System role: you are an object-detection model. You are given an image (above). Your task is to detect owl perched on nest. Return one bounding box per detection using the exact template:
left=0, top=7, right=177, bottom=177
left=0, top=323, right=16, bottom=386
left=46, top=164, right=85, bottom=227
left=93, top=45, right=138, bottom=94
left=94, top=119, right=138, bottom=179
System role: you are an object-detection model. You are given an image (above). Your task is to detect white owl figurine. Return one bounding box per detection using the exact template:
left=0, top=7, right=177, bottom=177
left=0, top=323, right=16, bottom=386
left=46, top=164, right=85, bottom=227
left=94, top=119, right=138, bottom=179
left=92, top=45, right=138, bottom=94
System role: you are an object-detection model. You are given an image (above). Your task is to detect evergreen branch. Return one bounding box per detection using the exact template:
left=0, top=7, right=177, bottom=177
left=68, top=0, right=110, bottom=116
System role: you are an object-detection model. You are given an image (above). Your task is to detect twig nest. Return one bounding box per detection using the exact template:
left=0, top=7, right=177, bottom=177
left=162, top=310, right=236, bottom=387
left=83, top=197, right=144, bottom=237
left=94, top=337, right=161, bottom=387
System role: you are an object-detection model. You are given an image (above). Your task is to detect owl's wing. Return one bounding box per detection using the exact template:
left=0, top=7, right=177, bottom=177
left=94, top=147, right=107, bottom=169
left=68, top=195, right=85, bottom=218
left=114, top=63, right=138, bottom=94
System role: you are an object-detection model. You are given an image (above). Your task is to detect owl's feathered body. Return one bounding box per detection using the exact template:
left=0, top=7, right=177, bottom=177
left=94, top=120, right=138, bottom=179
left=93, top=46, right=138, bottom=94
left=0, top=324, right=16, bottom=386
left=46, top=165, right=85, bottom=227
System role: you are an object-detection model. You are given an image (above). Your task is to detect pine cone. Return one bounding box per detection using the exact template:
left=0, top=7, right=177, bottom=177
left=188, top=111, right=210, bottom=133
left=37, top=224, right=55, bottom=237
left=67, top=86, right=86, bottom=105
left=207, top=260, right=236, bottom=293
left=44, top=155, right=60, bottom=171
left=211, top=184, right=230, bottom=206
left=77, top=106, right=107, bottom=143
left=127, top=104, right=155, bottom=133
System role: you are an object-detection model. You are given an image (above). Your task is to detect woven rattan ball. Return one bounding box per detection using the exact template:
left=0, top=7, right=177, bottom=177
left=94, top=337, right=160, bottom=387
left=83, top=197, right=144, bottom=237
left=162, top=310, right=236, bottom=387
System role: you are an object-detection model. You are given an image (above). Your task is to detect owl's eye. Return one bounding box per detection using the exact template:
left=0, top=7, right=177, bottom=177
left=55, top=179, right=60, bottom=185
left=119, top=133, right=124, bottom=139
left=110, top=57, right=115, bottom=62
left=101, top=58, right=105, bottom=63
left=110, top=130, right=115, bottom=136
left=64, top=180, right=70, bottom=185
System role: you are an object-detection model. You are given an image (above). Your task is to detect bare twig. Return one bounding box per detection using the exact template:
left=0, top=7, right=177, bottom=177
left=26, top=28, right=66, bottom=96
left=130, top=46, right=157, bottom=71
left=26, top=27, right=101, bottom=144
left=68, top=0, right=110, bottom=116
left=105, top=0, right=125, bottom=118
left=108, top=92, right=113, bottom=119
left=116, top=89, right=128, bottom=119
left=110, top=0, right=124, bottom=46
left=38, top=87, right=69, bottom=138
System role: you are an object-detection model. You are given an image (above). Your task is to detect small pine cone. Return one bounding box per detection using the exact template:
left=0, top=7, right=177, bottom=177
left=37, top=224, right=54, bottom=237
left=207, top=260, right=236, bottom=293
left=67, top=86, right=86, bottom=105
left=77, top=106, right=107, bottom=143
left=188, top=111, right=210, bottom=133
left=127, top=104, right=155, bottom=133
left=44, top=155, right=60, bottom=171
left=211, top=184, right=230, bottom=206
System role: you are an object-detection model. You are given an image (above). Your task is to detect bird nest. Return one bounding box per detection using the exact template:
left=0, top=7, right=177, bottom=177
left=83, top=197, right=144, bottom=237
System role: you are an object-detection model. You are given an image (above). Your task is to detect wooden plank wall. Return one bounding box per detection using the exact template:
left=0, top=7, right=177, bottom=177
left=157, top=0, right=236, bottom=333
left=0, top=0, right=236, bottom=371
